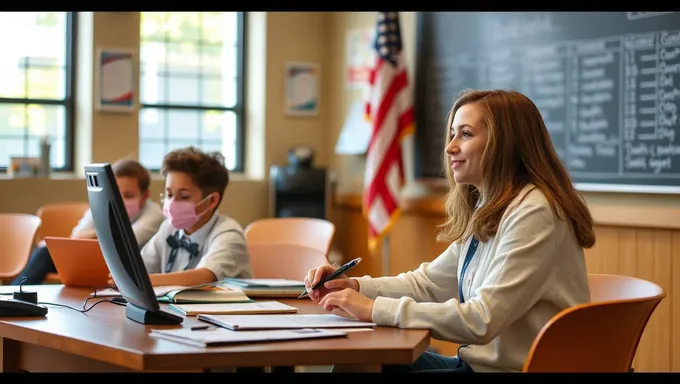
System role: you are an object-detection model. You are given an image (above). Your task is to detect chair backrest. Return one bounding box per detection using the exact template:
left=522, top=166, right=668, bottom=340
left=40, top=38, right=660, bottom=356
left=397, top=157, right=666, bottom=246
left=522, top=274, right=665, bottom=372
left=35, top=202, right=90, bottom=243
left=244, top=217, right=336, bottom=255
left=247, top=242, right=330, bottom=280
left=0, top=213, right=42, bottom=280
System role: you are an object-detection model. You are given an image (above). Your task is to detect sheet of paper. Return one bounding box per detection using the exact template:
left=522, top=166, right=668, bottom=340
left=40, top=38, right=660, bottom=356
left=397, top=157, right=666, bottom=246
left=335, top=100, right=372, bottom=155
left=150, top=327, right=347, bottom=347
left=198, top=313, right=377, bottom=331
left=172, top=301, right=298, bottom=315
left=229, top=279, right=305, bottom=287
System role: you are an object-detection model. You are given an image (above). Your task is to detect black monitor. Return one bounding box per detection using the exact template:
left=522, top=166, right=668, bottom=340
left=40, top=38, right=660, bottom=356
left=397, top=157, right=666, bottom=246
left=84, top=163, right=183, bottom=325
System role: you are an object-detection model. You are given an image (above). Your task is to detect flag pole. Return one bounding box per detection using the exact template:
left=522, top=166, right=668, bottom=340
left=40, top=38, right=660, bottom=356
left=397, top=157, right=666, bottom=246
left=382, top=234, right=390, bottom=277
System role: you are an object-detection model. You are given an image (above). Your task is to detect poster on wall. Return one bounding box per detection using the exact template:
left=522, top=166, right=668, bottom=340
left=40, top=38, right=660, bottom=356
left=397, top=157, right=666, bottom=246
left=95, top=48, right=136, bottom=113
left=345, top=27, right=376, bottom=90
left=284, top=61, right=320, bottom=117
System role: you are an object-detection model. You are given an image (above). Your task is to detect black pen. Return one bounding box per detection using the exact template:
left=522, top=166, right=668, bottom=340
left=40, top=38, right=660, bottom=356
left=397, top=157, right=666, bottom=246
left=190, top=324, right=214, bottom=331
left=298, top=257, right=362, bottom=299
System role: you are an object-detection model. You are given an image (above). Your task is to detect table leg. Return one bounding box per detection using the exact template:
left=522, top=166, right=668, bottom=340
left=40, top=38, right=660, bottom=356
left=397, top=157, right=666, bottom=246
left=0, top=338, right=23, bottom=373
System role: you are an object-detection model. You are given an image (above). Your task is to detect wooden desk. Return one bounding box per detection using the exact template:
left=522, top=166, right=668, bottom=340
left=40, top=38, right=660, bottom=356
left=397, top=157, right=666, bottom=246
left=0, top=285, right=430, bottom=372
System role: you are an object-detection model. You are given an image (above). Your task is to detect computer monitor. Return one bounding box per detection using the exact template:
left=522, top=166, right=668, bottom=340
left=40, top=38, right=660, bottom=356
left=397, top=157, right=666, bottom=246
left=84, top=163, right=183, bottom=325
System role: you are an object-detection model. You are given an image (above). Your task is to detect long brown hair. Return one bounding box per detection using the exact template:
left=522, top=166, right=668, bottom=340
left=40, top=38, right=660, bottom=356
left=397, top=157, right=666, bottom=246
left=437, top=89, right=595, bottom=248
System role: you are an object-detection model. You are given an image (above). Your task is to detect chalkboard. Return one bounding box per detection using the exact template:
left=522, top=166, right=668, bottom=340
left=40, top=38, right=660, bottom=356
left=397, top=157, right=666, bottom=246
left=414, top=12, right=680, bottom=193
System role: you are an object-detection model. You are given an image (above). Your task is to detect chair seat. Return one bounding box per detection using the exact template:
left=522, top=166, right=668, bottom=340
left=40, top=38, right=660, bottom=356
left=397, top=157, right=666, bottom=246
left=43, top=273, right=62, bottom=284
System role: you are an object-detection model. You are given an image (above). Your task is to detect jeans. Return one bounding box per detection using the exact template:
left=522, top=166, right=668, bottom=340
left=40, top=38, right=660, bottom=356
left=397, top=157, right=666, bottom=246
left=11, top=246, right=56, bottom=285
left=381, top=351, right=474, bottom=373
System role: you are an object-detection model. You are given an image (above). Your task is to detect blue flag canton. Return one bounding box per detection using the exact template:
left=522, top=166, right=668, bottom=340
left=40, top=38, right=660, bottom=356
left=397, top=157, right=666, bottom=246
left=374, top=12, right=402, bottom=66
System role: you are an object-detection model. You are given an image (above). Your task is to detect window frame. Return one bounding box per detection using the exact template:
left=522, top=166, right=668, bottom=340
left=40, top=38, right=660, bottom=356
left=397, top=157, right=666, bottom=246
left=138, top=11, right=246, bottom=173
left=0, top=12, right=77, bottom=172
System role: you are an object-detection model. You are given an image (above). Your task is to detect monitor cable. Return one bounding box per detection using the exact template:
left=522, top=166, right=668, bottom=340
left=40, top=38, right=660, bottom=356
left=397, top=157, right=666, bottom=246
left=38, top=287, right=128, bottom=314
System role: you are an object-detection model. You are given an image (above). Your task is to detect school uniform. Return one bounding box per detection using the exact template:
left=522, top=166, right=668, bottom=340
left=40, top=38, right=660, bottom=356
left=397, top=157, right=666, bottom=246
left=13, top=200, right=164, bottom=285
left=140, top=212, right=253, bottom=280
left=354, top=184, right=590, bottom=373
left=71, top=200, right=165, bottom=248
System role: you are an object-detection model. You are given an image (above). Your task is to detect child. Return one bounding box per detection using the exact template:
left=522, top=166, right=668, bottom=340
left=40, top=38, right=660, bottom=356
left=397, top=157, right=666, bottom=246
left=138, top=146, right=252, bottom=287
left=13, top=158, right=164, bottom=285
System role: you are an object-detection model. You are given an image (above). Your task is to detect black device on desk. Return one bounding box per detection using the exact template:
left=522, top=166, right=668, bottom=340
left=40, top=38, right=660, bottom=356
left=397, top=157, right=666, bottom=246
left=0, top=278, right=47, bottom=317
left=84, top=163, right=183, bottom=326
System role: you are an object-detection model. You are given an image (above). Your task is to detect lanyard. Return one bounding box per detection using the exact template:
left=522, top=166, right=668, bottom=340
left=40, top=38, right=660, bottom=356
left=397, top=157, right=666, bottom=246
left=458, top=236, right=479, bottom=304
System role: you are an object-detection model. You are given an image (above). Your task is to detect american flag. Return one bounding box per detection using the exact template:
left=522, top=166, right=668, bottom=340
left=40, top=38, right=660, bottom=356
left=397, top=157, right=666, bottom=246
left=363, top=12, right=415, bottom=251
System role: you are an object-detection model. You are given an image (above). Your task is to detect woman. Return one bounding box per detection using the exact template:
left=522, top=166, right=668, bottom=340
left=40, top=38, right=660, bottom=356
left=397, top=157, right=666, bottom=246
left=304, top=89, right=596, bottom=373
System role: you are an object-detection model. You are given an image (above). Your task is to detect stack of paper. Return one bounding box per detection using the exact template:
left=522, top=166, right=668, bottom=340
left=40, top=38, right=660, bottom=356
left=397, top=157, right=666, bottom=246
left=222, top=278, right=306, bottom=298
left=150, top=327, right=347, bottom=348
left=168, top=301, right=299, bottom=316
left=197, top=313, right=377, bottom=331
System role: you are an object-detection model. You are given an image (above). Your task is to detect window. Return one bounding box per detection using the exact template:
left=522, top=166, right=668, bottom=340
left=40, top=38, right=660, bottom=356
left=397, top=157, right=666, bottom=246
left=0, top=12, right=75, bottom=171
left=139, top=12, right=245, bottom=172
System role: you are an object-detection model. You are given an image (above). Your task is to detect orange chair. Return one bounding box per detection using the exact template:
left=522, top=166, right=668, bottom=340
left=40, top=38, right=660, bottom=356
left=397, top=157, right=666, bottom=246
left=35, top=202, right=90, bottom=244
left=35, top=202, right=90, bottom=284
left=0, top=213, right=42, bottom=284
left=247, top=242, right=330, bottom=280
left=522, top=274, right=665, bottom=372
left=244, top=217, right=336, bottom=255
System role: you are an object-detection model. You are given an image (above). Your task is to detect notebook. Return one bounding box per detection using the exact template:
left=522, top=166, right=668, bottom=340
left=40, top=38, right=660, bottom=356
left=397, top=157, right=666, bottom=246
left=94, top=282, right=253, bottom=304
left=222, top=278, right=306, bottom=298
left=197, top=313, right=377, bottom=331
left=149, top=327, right=347, bottom=348
left=168, top=301, right=298, bottom=316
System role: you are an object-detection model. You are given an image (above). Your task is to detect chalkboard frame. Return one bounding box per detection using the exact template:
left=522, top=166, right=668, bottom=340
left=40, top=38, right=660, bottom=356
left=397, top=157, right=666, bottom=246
left=412, top=11, right=680, bottom=195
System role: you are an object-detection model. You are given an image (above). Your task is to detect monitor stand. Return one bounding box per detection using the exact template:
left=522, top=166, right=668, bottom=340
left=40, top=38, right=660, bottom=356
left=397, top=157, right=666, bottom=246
left=125, top=302, right=183, bottom=325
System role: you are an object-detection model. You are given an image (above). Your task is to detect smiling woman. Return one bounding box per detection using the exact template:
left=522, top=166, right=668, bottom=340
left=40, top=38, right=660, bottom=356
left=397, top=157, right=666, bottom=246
left=303, top=89, right=596, bottom=373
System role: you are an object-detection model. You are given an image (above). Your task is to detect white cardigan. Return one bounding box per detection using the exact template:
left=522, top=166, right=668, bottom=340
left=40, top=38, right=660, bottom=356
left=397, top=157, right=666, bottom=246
left=355, top=184, right=590, bottom=372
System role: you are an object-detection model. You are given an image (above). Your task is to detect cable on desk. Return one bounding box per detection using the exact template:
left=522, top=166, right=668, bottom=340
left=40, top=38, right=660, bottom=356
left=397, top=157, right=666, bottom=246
left=38, top=287, right=128, bottom=314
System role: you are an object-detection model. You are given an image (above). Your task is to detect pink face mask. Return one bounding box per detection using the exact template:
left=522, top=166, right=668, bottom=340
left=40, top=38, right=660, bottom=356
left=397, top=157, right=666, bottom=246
left=163, top=195, right=212, bottom=230
left=124, top=199, right=141, bottom=219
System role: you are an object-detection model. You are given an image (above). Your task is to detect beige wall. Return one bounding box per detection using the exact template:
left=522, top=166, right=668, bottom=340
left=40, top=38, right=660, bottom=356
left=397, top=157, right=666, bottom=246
left=0, top=11, right=679, bottom=230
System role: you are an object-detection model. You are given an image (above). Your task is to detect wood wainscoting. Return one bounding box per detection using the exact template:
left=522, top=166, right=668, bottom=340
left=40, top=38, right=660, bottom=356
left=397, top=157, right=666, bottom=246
left=331, top=193, right=680, bottom=372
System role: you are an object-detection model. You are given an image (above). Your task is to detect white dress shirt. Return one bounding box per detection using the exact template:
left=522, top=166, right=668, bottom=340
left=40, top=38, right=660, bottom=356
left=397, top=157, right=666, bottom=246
left=140, top=212, right=253, bottom=280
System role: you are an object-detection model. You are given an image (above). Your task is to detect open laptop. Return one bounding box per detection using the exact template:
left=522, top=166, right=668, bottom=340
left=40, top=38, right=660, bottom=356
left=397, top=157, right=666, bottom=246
left=44, top=237, right=111, bottom=288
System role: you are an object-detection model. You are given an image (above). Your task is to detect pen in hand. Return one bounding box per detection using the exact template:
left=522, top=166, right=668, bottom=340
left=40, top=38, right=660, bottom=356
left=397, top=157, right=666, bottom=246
left=299, top=257, right=362, bottom=299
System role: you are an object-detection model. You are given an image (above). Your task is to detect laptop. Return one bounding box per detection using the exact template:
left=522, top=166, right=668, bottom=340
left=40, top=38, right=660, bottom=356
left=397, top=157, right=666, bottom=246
left=44, top=237, right=111, bottom=288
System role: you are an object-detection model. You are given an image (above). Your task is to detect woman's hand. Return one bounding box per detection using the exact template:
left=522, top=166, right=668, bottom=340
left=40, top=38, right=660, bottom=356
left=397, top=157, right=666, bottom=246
left=304, top=264, right=359, bottom=302
left=318, top=288, right=375, bottom=322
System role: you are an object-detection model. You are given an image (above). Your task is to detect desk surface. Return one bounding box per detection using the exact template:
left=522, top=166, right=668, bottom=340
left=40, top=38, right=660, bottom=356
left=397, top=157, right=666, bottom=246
left=0, top=285, right=429, bottom=371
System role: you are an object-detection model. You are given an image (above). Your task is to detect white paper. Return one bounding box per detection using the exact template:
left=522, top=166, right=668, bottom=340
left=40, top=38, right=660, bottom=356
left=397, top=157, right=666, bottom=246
left=172, top=301, right=298, bottom=315
left=335, top=101, right=372, bottom=155
left=101, top=58, right=133, bottom=100
left=198, top=313, right=377, bottom=331
left=230, top=279, right=305, bottom=287
left=150, top=327, right=347, bottom=347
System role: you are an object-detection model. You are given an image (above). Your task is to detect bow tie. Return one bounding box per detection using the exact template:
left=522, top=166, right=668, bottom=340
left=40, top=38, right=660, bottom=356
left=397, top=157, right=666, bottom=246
left=166, top=232, right=199, bottom=257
